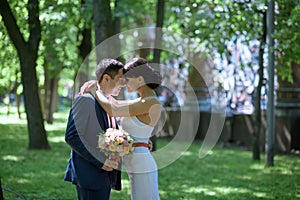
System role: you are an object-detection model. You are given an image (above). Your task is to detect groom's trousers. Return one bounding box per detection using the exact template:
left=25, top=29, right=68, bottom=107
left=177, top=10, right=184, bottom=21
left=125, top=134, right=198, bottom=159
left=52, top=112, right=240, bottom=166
left=76, top=185, right=111, bottom=200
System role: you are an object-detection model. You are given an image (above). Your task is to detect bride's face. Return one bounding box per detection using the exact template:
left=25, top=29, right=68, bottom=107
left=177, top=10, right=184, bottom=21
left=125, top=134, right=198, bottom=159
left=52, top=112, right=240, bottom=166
left=125, top=76, right=143, bottom=92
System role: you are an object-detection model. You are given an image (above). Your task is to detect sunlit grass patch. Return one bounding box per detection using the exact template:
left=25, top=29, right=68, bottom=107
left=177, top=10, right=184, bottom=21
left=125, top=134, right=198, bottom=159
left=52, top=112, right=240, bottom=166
left=0, top=110, right=299, bottom=199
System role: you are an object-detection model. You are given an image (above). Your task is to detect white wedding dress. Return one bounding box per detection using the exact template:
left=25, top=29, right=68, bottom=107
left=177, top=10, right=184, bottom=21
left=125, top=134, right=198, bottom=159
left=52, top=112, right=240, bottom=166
left=120, top=116, right=160, bottom=200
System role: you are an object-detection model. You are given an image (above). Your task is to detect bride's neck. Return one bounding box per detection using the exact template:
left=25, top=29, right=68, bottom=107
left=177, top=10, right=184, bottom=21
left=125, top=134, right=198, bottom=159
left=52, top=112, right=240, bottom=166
left=138, top=86, right=155, bottom=99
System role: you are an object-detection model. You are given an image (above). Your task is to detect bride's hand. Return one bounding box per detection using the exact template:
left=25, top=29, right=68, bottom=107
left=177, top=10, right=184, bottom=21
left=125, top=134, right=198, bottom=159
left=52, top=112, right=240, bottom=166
left=78, top=80, right=97, bottom=96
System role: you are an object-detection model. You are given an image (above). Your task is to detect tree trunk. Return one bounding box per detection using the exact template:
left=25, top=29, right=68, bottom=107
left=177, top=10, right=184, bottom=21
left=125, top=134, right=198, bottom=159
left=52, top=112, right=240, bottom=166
left=0, top=179, right=3, bottom=200
left=76, top=0, right=92, bottom=93
left=152, top=0, right=165, bottom=70
left=0, top=0, right=50, bottom=149
left=13, top=69, right=22, bottom=119
left=48, top=78, right=58, bottom=124
left=44, top=75, right=59, bottom=124
left=266, top=0, right=275, bottom=166
left=20, top=53, right=50, bottom=149
left=113, top=0, right=122, bottom=61
left=43, top=53, right=60, bottom=124
left=6, top=80, right=13, bottom=115
left=93, top=0, right=113, bottom=62
left=152, top=0, right=171, bottom=142
left=253, top=10, right=267, bottom=161
left=16, top=93, right=21, bottom=119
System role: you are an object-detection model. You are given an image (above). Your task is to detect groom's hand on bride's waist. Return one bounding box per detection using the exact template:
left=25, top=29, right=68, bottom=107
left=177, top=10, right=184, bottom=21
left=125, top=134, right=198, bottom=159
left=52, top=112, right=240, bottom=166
left=102, top=159, right=118, bottom=171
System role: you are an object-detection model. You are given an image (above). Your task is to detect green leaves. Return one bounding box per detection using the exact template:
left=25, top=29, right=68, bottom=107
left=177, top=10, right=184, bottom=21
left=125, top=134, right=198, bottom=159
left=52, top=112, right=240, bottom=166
left=275, top=3, right=300, bottom=82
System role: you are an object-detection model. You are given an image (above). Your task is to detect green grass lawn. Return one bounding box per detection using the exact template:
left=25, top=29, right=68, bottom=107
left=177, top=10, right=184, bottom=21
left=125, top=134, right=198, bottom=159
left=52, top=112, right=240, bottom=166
left=0, top=108, right=299, bottom=200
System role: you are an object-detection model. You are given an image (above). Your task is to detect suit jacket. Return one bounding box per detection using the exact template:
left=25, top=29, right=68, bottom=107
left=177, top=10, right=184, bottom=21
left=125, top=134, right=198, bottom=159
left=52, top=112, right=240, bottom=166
left=64, top=93, right=121, bottom=190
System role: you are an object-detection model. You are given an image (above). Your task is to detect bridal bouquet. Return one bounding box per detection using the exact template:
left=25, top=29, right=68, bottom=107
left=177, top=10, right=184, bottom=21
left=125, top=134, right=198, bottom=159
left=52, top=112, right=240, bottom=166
left=98, top=128, right=134, bottom=158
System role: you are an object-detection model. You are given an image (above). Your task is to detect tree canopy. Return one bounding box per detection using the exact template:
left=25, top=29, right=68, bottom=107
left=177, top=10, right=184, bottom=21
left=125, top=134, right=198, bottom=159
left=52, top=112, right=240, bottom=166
left=0, top=0, right=299, bottom=151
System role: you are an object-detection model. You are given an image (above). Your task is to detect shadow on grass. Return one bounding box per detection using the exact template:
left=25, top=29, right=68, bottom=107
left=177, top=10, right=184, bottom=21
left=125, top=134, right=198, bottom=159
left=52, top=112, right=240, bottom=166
left=156, top=139, right=299, bottom=200
left=0, top=116, right=299, bottom=199
left=0, top=119, right=76, bottom=199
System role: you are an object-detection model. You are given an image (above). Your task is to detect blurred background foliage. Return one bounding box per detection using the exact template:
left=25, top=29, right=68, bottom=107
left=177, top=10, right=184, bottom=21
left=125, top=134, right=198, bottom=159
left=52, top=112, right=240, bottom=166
left=0, top=0, right=299, bottom=152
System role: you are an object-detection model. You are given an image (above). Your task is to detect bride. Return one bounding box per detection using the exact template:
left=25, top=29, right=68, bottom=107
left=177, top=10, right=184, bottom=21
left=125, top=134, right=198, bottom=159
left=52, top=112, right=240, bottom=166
left=87, top=57, right=162, bottom=200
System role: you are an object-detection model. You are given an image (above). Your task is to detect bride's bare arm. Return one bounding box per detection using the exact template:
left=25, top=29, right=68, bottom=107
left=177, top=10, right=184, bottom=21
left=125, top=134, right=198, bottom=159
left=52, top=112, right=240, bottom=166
left=108, top=96, right=141, bottom=106
left=95, top=90, right=160, bottom=117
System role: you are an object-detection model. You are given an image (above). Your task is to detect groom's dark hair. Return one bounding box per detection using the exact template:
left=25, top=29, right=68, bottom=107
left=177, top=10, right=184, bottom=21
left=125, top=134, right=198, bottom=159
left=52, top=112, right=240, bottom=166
left=96, top=58, right=124, bottom=83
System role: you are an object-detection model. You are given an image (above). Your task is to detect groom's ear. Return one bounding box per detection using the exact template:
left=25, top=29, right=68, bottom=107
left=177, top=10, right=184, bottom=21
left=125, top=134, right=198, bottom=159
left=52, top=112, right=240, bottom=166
left=102, top=74, right=111, bottom=82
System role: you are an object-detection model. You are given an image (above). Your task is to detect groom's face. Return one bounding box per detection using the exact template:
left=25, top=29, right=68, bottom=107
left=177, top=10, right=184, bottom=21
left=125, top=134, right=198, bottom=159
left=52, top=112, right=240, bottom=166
left=109, top=69, right=125, bottom=96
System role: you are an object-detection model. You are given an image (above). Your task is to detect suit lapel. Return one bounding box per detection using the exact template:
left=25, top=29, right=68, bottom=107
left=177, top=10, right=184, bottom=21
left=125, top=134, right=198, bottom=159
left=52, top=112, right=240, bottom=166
left=94, top=99, right=109, bottom=131
left=94, top=97, right=119, bottom=130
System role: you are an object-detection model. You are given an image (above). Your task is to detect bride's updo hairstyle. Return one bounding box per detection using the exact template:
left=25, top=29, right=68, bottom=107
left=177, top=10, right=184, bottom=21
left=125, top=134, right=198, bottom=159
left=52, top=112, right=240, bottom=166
left=124, top=57, right=162, bottom=89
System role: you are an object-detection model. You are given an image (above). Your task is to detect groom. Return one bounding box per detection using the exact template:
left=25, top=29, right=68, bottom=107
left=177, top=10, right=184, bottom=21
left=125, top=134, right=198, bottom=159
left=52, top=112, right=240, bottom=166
left=64, top=59, right=125, bottom=200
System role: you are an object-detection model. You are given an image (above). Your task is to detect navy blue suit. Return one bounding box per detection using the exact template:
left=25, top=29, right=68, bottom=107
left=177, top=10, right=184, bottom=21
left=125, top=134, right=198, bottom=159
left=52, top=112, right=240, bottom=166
left=64, top=94, right=121, bottom=199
